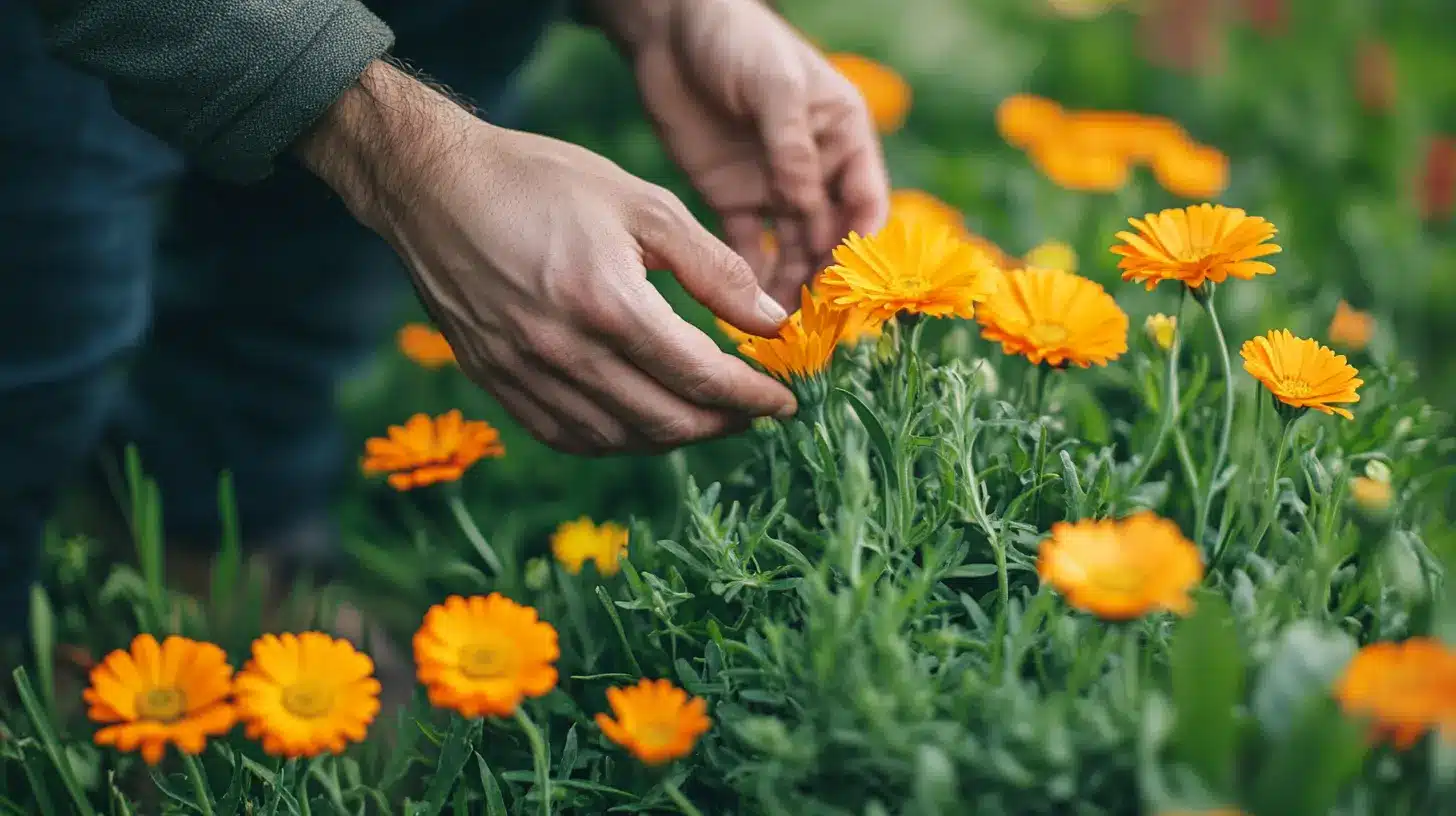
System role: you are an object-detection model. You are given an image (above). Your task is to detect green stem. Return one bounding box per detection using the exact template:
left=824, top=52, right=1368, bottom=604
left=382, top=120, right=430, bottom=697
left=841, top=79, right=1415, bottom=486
left=1122, top=625, right=1140, bottom=707
left=1195, top=294, right=1236, bottom=547
left=1032, top=365, right=1052, bottom=417
left=663, top=779, right=705, bottom=816
left=183, top=753, right=215, bottom=816
left=514, top=708, right=552, bottom=816
left=1125, top=290, right=1187, bottom=505
left=447, top=493, right=505, bottom=575
left=1251, top=412, right=1298, bottom=553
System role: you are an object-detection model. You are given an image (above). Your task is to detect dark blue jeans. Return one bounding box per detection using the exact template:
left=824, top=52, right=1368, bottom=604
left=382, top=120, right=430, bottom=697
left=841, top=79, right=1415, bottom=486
left=0, top=0, right=559, bottom=627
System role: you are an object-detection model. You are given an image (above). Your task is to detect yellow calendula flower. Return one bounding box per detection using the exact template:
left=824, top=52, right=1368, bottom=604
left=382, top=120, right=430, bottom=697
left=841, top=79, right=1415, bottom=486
left=596, top=678, right=712, bottom=765
left=1240, top=330, right=1363, bottom=420
left=361, top=410, right=505, bottom=491
left=234, top=633, right=381, bottom=758
left=827, top=53, right=911, bottom=134
left=397, top=323, right=456, bottom=368
left=1112, top=204, right=1281, bottom=291
left=996, top=94, right=1065, bottom=149
left=1144, top=313, right=1178, bottom=351
left=1037, top=513, right=1204, bottom=620
left=817, top=220, right=1000, bottom=323
left=84, top=635, right=237, bottom=765
left=1023, top=240, right=1078, bottom=273
left=1328, top=300, right=1375, bottom=351
left=976, top=267, right=1128, bottom=368
left=1334, top=638, right=1456, bottom=749
left=413, top=594, right=560, bottom=719
left=552, top=517, right=629, bottom=577
left=736, top=286, right=853, bottom=382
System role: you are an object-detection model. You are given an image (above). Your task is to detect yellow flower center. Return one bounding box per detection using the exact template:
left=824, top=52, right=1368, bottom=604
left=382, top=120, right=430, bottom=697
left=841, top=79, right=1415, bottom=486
left=135, top=687, right=187, bottom=723
left=1276, top=377, right=1312, bottom=397
left=281, top=681, right=336, bottom=719
left=897, top=276, right=929, bottom=295
left=1026, top=322, right=1069, bottom=347
left=637, top=718, right=679, bottom=749
left=458, top=639, right=516, bottom=680
left=1089, top=563, right=1147, bottom=594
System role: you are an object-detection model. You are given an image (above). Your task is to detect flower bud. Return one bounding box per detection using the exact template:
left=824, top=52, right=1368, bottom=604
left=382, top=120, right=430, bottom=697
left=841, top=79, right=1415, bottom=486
left=875, top=327, right=898, bottom=364
left=524, top=557, right=552, bottom=591
left=1143, top=313, right=1178, bottom=351
left=1363, top=460, right=1392, bottom=484
left=1023, top=240, right=1078, bottom=273
left=1349, top=476, right=1393, bottom=517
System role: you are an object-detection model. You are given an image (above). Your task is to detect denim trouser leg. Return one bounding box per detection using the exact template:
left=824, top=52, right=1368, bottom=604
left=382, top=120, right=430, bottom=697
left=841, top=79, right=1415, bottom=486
left=0, top=1, right=181, bottom=625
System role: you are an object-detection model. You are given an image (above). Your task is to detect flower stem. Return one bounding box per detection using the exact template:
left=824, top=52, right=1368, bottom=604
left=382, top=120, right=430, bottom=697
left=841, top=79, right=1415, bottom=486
left=1195, top=293, right=1235, bottom=547
left=447, top=493, right=505, bottom=575
left=664, top=778, right=705, bottom=816
left=514, top=708, right=552, bottom=816
left=1124, top=290, right=1187, bottom=505
left=183, top=753, right=215, bottom=816
left=1251, top=412, right=1298, bottom=553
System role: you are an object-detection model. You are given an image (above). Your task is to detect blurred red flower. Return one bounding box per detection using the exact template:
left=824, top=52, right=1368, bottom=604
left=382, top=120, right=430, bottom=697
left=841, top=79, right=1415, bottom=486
left=1355, top=39, right=1397, bottom=113
left=1420, top=137, right=1456, bottom=222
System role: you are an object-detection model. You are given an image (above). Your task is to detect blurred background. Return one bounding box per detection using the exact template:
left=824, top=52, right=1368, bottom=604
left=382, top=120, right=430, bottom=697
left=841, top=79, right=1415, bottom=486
left=335, top=0, right=1456, bottom=599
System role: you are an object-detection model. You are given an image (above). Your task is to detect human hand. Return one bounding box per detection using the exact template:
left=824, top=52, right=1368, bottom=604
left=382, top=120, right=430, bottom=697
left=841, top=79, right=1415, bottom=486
left=589, top=0, right=891, bottom=306
left=297, top=61, right=796, bottom=454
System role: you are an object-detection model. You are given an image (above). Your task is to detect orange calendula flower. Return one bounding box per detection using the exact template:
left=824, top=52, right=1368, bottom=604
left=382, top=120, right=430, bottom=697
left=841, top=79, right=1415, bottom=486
left=596, top=678, right=712, bottom=765
left=996, top=94, right=1065, bottom=150
left=817, top=220, right=1001, bottom=323
left=976, top=267, right=1128, bottom=367
left=414, top=594, right=560, bottom=718
left=1334, top=638, right=1456, bottom=749
left=84, top=635, right=236, bottom=765
left=552, top=517, right=630, bottom=577
left=737, top=285, right=852, bottom=382
left=362, top=410, right=504, bottom=490
left=1240, top=330, right=1363, bottom=420
left=827, top=53, right=911, bottom=134
left=397, top=323, right=456, bottom=368
left=234, top=633, right=381, bottom=758
left=1328, top=300, right=1375, bottom=351
left=1030, top=140, right=1130, bottom=193
left=1153, top=140, right=1230, bottom=200
left=1112, top=204, right=1281, bottom=291
left=715, top=318, right=755, bottom=348
left=887, top=189, right=966, bottom=235
left=1037, top=512, right=1204, bottom=620
left=1064, top=110, right=1188, bottom=162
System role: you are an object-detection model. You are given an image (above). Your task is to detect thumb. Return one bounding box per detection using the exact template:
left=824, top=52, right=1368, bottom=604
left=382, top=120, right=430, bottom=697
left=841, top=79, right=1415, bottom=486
left=633, top=189, right=789, bottom=338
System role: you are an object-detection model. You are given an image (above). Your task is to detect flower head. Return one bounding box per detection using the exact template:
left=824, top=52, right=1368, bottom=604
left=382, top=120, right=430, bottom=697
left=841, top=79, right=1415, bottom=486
left=1240, top=330, right=1363, bottom=420
left=818, top=220, right=1001, bottom=323
left=362, top=410, right=504, bottom=490
left=1029, top=140, right=1130, bottom=192
left=1334, top=638, right=1456, bottom=749
left=1349, top=476, right=1393, bottom=516
left=976, top=267, right=1128, bottom=367
left=1152, top=140, right=1230, bottom=200
left=1064, top=110, right=1188, bottom=162
left=1328, top=300, right=1375, bottom=351
left=827, top=53, right=911, bottom=134
left=736, top=286, right=851, bottom=382
left=1144, top=313, right=1178, bottom=351
left=552, top=517, right=630, bottom=577
left=1037, top=512, right=1204, bottom=620
left=996, top=94, right=1065, bottom=149
left=887, top=189, right=966, bottom=235
left=1112, top=204, right=1281, bottom=291
left=1023, top=240, right=1078, bottom=273
left=414, top=594, right=559, bottom=718
left=234, top=633, right=381, bottom=758
left=397, top=324, right=456, bottom=368
left=595, top=678, right=711, bottom=765
left=84, top=635, right=237, bottom=765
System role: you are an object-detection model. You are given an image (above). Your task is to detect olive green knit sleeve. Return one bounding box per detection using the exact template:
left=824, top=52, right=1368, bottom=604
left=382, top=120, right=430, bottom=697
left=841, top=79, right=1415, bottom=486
left=31, top=0, right=395, bottom=183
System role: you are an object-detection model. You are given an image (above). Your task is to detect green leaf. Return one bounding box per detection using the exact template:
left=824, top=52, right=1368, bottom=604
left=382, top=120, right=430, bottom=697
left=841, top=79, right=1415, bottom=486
left=1250, top=622, right=1356, bottom=740
left=559, top=724, right=580, bottom=778
left=420, top=717, right=481, bottom=816
left=1250, top=697, right=1369, bottom=816
left=28, top=584, right=56, bottom=722
left=837, top=388, right=897, bottom=488
left=475, top=755, right=508, bottom=816
left=12, top=667, right=97, bottom=816
left=1170, top=593, right=1243, bottom=792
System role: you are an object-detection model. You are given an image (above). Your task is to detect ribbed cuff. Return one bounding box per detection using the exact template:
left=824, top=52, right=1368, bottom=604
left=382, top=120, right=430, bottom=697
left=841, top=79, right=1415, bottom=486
left=191, top=1, right=395, bottom=183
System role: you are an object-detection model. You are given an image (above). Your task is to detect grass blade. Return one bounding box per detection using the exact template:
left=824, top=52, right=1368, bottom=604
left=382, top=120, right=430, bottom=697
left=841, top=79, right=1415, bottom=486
left=13, top=667, right=98, bottom=816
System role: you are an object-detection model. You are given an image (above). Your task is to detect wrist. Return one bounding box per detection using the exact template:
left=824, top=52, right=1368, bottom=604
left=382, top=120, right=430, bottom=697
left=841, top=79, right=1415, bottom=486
left=294, top=59, right=477, bottom=233
left=575, top=0, right=673, bottom=54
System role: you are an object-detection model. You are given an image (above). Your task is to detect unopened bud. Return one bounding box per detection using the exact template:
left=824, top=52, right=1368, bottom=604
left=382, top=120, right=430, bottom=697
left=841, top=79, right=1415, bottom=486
left=1363, top=460, right=1392, bottom=484
left=524, top=557, right=552, bottom=591
left=1143, top=313, right=1178, bottom=351
left=1023, top=240, right=1078, bottom=273
left=875, top=327, right=898, bottom=364
left=1349, top=476, right=1393, bottom=517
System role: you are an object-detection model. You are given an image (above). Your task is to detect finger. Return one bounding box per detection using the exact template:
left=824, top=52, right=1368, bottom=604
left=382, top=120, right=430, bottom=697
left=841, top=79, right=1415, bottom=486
left=555, top=345, right=752, bottom=450
left=826, top=109, right=890, bottom=243
left=766, top=214, right=817, bottom=307
left=587, top=277, right=796, bottom=418
left=756, top=85, right=836, bottom=282
left=484, top=377, right=575, bottom=452
left=633, top=189, right=788, bottom=339
left=721, top=211, right=773, bottom=281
